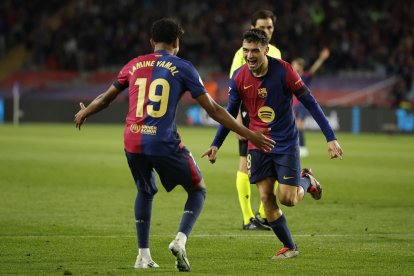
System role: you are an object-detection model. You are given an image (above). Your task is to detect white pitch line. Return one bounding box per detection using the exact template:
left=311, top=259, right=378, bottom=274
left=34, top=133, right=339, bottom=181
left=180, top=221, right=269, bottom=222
left=0, top=233, right=413, bottom=238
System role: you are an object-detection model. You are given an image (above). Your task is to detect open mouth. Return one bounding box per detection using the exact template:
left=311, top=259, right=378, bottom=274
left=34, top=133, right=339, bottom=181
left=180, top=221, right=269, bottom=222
left=247, top=60, right=257, bottom=68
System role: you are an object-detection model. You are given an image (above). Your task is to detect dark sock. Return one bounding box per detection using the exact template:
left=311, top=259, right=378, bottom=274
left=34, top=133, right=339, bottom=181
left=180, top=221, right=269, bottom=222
left=178, top=188, right=206, bottom=236
left=269, top=214, right=295, bottom=249
left=299, top=175, right=311, bottom=195
left=299, top=131, right=305, bottom=147
left=135, top=191, right=154, bottom=248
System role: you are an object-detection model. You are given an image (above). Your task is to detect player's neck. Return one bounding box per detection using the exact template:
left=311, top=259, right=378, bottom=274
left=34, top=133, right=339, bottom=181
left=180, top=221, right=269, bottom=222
left=252, top=59, right=269, bottom=77
left=153, top=43, right=175, bottom=55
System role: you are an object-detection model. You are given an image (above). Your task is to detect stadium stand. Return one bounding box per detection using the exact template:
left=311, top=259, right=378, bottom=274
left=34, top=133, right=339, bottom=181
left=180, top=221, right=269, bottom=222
left=0, top=0, right=413, bottom=120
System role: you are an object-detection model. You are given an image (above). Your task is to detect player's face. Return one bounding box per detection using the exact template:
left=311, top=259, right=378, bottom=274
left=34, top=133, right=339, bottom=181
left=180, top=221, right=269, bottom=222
left=253, top=18, right=274, bottom=40
left=243, top=41, right=269, bottom=73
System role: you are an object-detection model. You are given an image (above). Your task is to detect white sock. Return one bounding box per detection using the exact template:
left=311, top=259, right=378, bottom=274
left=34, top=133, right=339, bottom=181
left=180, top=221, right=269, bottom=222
left=175, top=232, right=187, bottom=246
left=138, top=248, right=151, bottom=260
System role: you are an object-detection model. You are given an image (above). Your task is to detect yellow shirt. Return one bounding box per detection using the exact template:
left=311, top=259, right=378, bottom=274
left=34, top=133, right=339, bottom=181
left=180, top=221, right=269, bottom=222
left=229, top=44, right=282, bottom=78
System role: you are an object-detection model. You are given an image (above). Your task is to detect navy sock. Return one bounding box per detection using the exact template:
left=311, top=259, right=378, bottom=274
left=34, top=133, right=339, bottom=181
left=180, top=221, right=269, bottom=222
left=269, top=214, right=295, bottom=249
left=135, top=191, right=154, bottom=248
left=299, top=176, right=311, bottom=195
left=178, top=188, right=206, bottom=237
left=299, top=131, right=305, bottom=146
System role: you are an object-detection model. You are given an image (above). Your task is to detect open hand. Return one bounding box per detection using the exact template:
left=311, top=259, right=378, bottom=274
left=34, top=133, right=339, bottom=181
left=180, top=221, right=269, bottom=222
left=74, top=102, right=87, bottom=130
left=201, top=146, right=219, bottom=164
left=327, top=140, right=343, bottom=160
left=247, top=128, right=275, bottom=152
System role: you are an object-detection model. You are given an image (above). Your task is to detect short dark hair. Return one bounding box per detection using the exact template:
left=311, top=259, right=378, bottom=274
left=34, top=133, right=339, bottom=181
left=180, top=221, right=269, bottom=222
left=251, top=9, right=276, bottom=26
left=243, top=29, right=269, bottom=45
left=150, top=18, right=184, bottom=44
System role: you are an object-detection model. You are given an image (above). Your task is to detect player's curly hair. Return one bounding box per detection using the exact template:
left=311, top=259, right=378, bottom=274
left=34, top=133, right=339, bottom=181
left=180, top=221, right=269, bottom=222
left=243, top=28, right=269, bottom=45
left=151, top=18, right=184, bottom=44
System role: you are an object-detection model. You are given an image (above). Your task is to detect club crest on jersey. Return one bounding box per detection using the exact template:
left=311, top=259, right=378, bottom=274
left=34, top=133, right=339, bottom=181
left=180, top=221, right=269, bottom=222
left=130, top=124, right=141, bottom=133
left=257, top=88, right=267, bottom=98
left=258, top=106, right=275, bottom=123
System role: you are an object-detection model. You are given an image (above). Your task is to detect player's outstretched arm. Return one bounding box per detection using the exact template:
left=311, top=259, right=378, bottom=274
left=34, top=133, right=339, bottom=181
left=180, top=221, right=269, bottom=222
left=74, top=84, right=121, bottom=130
left=196, top=93, right=275, bottom=152
left=327, top=140, right=343, bottom=160
left=309, top=47, right=330, bottom=75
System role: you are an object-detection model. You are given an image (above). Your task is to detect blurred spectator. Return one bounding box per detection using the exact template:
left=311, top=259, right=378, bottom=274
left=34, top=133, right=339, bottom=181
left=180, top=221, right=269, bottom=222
left=1, top=0, right=413, bottom=78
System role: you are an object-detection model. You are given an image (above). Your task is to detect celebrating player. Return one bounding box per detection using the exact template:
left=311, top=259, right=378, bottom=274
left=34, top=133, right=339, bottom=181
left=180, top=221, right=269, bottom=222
left=202, top=29, right=343, bottom=259
left=229, top=9, right=282, bottom=231
left=74, top=18, right=274, bottom=271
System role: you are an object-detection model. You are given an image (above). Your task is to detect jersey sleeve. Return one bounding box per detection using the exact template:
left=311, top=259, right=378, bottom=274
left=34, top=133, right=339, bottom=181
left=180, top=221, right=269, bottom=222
left=113, top=63, right=130, bottom=91
left=297, top=88, right=336, bottom=142
left=182, top=62, right=207, bottom=98
left=211, top=77, right=241, bottom=148
left=229, top=48, right=245, bottom=78
left=284, top=61, right=305, bottom=93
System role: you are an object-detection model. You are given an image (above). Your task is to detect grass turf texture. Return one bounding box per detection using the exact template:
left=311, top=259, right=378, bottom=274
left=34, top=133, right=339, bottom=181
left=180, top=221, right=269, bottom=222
left=1, top=123, right=413, bottom=275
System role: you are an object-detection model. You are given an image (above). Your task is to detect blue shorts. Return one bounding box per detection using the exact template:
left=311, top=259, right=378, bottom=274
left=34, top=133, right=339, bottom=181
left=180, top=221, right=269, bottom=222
left=125, top=146, right=202, bottom=195
left=247, top=149, right=300, bottom=186
left=294, top=103, right=308, bottom=120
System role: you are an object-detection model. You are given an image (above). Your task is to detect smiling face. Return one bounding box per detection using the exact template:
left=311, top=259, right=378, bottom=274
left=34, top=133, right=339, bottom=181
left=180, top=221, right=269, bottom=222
left=242, top=40, right=269, bottom=75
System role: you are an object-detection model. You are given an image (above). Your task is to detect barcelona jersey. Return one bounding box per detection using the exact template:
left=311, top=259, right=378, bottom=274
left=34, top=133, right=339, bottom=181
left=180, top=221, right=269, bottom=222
left=114, top=50, right=206, bottom=155
left=212, top=56, right=336, bottom=153
left=212, top=56, right=335, bottom=154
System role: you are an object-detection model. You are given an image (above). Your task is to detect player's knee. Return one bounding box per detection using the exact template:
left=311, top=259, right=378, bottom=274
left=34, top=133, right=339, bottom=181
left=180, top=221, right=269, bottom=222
left=260, top=192, right=276, bottom=204
left=279, top=195, right=298, bottom=207
left=198, top=187, right=206, bottom=199
left=139, top=189, right=157, bottom=198
left=189, top=187, right=206, bottom=199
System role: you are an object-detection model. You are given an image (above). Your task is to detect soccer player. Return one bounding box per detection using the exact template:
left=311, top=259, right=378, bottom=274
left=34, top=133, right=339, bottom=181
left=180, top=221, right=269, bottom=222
left=202, top=29, right=343, bottom=259
left=292, top=48, right=330, bottom=157
left=74, top=18, right=274, bottom=271
left=229, top=9, right=282, bottom=231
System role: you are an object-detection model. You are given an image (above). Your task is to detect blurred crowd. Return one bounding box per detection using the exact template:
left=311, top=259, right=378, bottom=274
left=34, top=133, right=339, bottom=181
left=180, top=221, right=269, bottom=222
left=0, top=0, right=413, bottom=90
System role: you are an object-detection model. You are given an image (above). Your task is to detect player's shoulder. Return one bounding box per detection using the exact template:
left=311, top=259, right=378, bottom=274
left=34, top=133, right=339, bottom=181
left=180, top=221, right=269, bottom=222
left=234, top=46, right=243, bottom=56
left=269, top=57, right=292, bottom=70
left=232, top=63, right=249, bottom=79
left=165, top=55, right=195, bottom=70
left=268, top=44, right=282, bottom=59
left=122, top=53, right=153, bottom=67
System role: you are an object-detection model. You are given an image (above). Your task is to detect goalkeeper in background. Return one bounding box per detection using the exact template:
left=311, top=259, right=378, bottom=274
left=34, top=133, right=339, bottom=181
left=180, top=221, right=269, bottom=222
left=229, top=9, right=281, bottom=231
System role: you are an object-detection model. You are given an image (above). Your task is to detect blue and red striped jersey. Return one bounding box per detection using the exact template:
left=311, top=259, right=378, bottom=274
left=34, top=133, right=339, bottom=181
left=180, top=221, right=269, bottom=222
left=230, top=57, right=303, bottom=153
left=115, top=50, right=206, bottom=155
left=212, top=56, right=336, bottom=153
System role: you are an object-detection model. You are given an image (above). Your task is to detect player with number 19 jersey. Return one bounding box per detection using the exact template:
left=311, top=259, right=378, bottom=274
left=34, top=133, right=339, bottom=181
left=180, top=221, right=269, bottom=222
left=113, top=50, right=206, bottom=155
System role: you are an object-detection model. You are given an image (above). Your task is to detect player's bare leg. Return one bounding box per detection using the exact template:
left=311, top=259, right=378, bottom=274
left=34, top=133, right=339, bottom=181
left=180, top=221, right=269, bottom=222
left=278, top=184, right=305, bottom=207
left=278, top=168, right=322, bottom=206
left=256, top=177, right=298, bottom=259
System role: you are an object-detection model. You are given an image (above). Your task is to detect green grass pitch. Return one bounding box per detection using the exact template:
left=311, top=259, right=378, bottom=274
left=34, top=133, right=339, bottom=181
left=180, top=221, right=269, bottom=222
left=1, top=123, right=414, bottom=275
